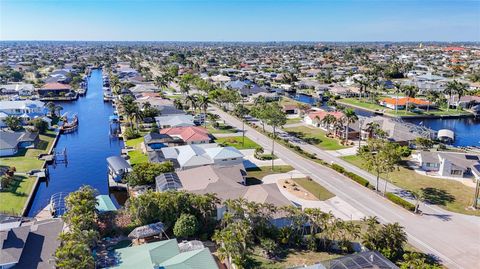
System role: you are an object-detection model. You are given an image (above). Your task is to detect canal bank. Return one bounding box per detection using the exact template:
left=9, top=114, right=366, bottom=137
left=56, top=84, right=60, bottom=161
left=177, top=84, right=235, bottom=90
left=27, top=69, right=124, bottom=216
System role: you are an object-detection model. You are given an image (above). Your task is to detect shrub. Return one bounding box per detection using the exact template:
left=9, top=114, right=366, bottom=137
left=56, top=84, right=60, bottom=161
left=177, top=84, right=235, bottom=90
left=386, top=193, right=415, bottom=212
left=331, top=163, right=345, bottom=174
left=124, top=127, right=140, bottom=139
left=344, top=171, right=370, bottom=188
left=173, top=214, right=199, bottom=238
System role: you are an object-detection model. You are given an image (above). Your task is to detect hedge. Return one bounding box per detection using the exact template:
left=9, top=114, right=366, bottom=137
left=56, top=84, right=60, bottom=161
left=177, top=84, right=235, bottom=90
left=344, top=171, right=371, bottom=188
left=386, top=192, right=416, bottom=212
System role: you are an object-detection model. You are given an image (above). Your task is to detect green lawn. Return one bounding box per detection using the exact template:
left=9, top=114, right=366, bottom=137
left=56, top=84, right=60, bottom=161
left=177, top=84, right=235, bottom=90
left=0, top=131, right=56, bottom=172
left=207, top=123, right=238, bottom=134
left=286, top=117, right=303, bottom=125
left=248, top=247, right=339, bottom=269
left=341, top=155, right=479, bottom=216
left=125, top=136, right=148, bottom=166
left=293, top=178, right=335, bottom=201
left=0, top=175, right=36, bottom=215
left=246, top=165, right=294, bottom=185
left=215, top=136, right=260, bottom=150
left=338, top=98, right=472, bottom=117
left=284, top=126, right=348, bottom=151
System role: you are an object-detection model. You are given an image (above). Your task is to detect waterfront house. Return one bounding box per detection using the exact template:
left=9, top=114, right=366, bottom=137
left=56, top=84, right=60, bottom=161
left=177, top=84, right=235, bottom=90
left=155, top=164, right=293, bottom=220
left=0, top=100, right=47, bottom=126
left=143, top=133, right=176, bottom=151
left=282, top=104, right=299, bottom=115
left=107, top=238, right=218, bottom=269
left=107, top=156, right=132, bottom=182
left=304, top=110, right=344, bottom=128
left=158, top=143, right=244, bottom=170
left=360, top=116, right=431, bottom=145
left=38, top=82, right=75, bottom=100
left=0, top=83, right=35, bottom=97
left=0, top=218, right=63, bottom=269
left=0, top=131, right=39, bottom=157
left=155, top=114, right=195, bottom=128
left=134, top=96, right=184, bottom=115
left=159, top=126, right=211, bottom=145
left=413, top=151, right=480, bottom=178
left=379, top=97, right=432, bottom=110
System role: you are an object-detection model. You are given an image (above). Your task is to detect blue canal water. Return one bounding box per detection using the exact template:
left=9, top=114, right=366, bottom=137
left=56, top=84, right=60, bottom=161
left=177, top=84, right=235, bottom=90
left=28, top=69, right=123, bottom=216
left=291, top=94, right=480, bottom=147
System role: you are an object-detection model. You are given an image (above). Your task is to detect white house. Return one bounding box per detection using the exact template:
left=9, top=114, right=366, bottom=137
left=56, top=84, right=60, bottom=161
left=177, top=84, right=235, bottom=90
left=0, top=100, right=47, bottom=127
left=414, top=151, right=480, bottom=178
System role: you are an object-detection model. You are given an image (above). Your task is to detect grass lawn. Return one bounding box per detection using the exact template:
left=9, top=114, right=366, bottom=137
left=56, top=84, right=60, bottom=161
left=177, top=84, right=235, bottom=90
left=0, top=131, right=56, bottom=172
left=125, top=136, right=148, bottom=166
left=215, top=136, right=259, bottom=150
left=245, top=165, right=294, bottom=185
left=0, top=175, right=36, bottom=215
left=284, top=126, right=348, bottom=151
left=286, top=117, right=302, bottom=125
left=249, top=247, right=340, bottom=269
left=338, top=98, right=472, bottom=117
left=207, top=123, right=238, bottom=134
left=341, top=155, right=479, bottom=216
left=293, top=178, right=335, bottom=201
left=165, top=95, right=183, bottom=99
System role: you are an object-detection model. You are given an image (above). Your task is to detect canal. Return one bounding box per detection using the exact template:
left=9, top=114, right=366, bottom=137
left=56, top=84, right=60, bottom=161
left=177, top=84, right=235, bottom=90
left=28, top=69, right=123, bottom=216
left=291, top=93, right=480, bottom=147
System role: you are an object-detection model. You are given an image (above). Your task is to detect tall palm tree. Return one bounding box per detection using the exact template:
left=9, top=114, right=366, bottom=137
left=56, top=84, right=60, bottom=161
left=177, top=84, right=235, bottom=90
left=444, top=81, right=458, bottom=111
left=196, top=94, right=211, bottom=127
left=342, top=108, right=358, bottom=142
left=392, top=82, right=402, bottom=114
left=401, top=85, right=418, bottom=113
left=185, top=94, right=198, bottom=113
left=320, top=114, right=337, bottom=134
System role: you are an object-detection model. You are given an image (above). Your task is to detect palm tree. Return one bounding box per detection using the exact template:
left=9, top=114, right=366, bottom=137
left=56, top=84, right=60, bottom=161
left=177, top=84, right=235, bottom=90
left=444, top=81, right=458, bottom=111
left=196, top=94, right=211, bottom=127
left=320, top=114, right=337, bottom=134
left=454, top=81, right=468, bottom=110
left=342, top=108, right=358, bottom=142
left=4, top=115, right=22, bottom=131
left=173, top=99, right=183, bottom=110
left=185, top=94, right=198, bottom=113
left=401, top=85, right=418, bottom=113
left=392, top=82, right=402, bottom=114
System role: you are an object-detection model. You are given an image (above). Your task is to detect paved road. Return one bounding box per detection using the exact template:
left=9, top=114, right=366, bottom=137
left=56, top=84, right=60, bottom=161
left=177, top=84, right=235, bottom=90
left=210, top=106, right=480, bottom=269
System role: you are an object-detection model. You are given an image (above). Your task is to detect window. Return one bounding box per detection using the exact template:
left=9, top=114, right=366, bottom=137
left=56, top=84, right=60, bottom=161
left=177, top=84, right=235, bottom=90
left=451, top=170, right=463, bottom=175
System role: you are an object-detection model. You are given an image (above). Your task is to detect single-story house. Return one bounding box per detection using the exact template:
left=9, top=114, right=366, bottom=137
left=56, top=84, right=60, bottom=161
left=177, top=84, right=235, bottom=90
left=282, top=104, right=299, bottom=115
left=107, top=239, right=218, bottom=269
left=360, top=116, right=433, bottom=145
left=379, top=97, right=432, bottom=110
left=0, top=131, right=39, bottom=157
left=0, top=83, right=35, bottom=96
left=414, top=151, right=480, bottom=178
left=159, top=143, right=244, bottom=170
left=0, top=100, right=47, bottom=125
left=135, top=96, right=184, bottom=116
left=155, top=164, right=293, bottom=220
left=304, top=111, right=344, bottom=128
left=160, top=126, right=211, bottom=145
left=155, top=114, right=195, bottom=128
left=0, top=218, right=63, bottom=269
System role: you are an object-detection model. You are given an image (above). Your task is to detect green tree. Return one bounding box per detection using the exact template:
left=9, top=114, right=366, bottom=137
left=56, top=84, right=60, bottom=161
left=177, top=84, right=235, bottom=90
left=212, top=220, right=253, bottom=269
left=125, top=162, right=174, bottom=186
left=173, top=213, right=199, bottom=238
left=54, top=240, right=95, bottom=269
left=4, top=115, right=22, bottom=131
left=342, top=108, right=358, bottom=142
left=30, top=118, right=49, bottom=134
left=400, top=252, right=441, bottom=269
left=264, top=102, right=287, bottom=170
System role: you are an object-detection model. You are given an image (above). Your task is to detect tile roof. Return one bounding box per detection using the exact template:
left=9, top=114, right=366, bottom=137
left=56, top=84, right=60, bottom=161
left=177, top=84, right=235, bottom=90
left=160, top=126, right=210, bottom=143
left=40, top=82, right=71, bottom=90
left=381, top=97, right=431, bottom=106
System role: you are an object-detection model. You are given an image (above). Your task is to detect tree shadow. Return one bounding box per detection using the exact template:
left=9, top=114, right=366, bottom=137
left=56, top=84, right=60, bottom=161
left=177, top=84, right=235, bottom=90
left=0, top=175, right=28, bottom=197
left=421, top=187, right=455, bottom=206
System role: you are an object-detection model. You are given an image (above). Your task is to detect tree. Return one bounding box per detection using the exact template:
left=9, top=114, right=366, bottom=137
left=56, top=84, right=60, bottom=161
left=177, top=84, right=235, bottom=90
left=320, top=114, right=337, bottom=134
left=401, top=85, right=418, bottom=113
left=173, top=214, right=199, bottom=238
left=54, top=239, right=95, bottom=269
left=342, top=108, right=358, bottom=142
left=400, top=252, right=441, bottom=269
left=264, top=103, right=287, bottom=170
left=358, top=139, right=402, bottom=193
left=362, top=218, right=407, bottom=261
left=212, top=220, right=253, bottom=268
left=4, top=115, right=22, bottom=131
left=30, top=118, right=49, bottom=134
left=196, top=94, right=211, bottom=127
left=233, top=104, right=249, bottom=147
left=125, top=162, right=174, bottom=186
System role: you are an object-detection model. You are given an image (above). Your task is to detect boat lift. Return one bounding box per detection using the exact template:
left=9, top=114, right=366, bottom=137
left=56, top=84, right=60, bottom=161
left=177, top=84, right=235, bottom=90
left=53, top=147, right=68, bottom=167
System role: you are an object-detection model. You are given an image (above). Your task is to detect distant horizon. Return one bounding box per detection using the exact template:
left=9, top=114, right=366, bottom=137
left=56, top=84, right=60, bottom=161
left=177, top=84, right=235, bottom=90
left=1, top=40, right=479, bottom=44
left=1, top=0, right=479, bottom=42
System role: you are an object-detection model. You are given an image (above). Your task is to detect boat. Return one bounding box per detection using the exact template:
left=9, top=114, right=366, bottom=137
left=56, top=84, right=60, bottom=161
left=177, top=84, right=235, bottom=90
left=59, top=114, right=79, bottom=133
left=103, top=92, right=114, bottom=102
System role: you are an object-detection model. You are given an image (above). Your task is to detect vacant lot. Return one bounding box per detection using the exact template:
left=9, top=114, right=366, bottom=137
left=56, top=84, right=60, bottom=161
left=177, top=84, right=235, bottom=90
left=245, top=165, right=294, bottom=185
left=216, top=136, right=260, bottom=150
left=342, top=155, right=479, bottom=216
left=0, top=175, right=36, bottom=215
left=292, top=177, right=335, bottom=201
left=125, top=136, right=148, bottom=166
left=284, top=126, right=348, bottom=151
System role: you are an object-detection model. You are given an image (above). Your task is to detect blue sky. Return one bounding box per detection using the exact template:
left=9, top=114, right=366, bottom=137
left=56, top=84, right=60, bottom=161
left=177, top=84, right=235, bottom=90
left=1, top=0, right=479, bottom=41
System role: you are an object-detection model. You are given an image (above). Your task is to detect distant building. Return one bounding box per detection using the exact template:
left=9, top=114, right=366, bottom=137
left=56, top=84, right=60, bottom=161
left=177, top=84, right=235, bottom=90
left=155, top=114, right=195, bottom=128
left=0, top=100, right=47, bottom=126
left=0, top=83, right=35, bottom=97
left=379, top=97, right=432, bottom=110
left=38, top=82, right=75, bottom=100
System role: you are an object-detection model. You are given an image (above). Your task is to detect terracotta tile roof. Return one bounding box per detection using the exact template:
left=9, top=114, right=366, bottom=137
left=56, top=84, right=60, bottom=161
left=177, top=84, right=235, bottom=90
left=160, top=126, right=210, bottom=143
left=381, top=97, right=431, bottom=106
left=41, top=82, right=71, bottom=90
left=306, top=110, right=344, bottom=121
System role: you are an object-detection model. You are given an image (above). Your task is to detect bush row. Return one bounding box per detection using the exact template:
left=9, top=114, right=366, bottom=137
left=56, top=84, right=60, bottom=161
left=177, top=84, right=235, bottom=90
left=385, top=192, right=416, bottom=212
left=330, top=163, right=372, bottom=189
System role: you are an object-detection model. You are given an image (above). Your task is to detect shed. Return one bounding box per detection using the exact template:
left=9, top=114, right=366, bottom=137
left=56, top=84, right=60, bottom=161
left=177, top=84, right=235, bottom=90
left=95, top=195, right=117, bottom=212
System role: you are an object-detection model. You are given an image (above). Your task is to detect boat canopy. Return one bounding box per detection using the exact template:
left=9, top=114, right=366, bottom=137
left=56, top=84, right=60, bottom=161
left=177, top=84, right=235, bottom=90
left=107, top=156, right=132, bottom=173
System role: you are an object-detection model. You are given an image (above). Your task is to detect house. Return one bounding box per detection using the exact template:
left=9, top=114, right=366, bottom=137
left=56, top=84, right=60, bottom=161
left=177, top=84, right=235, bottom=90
left=0, top=218, right=63, bottom=269
left=38, top=82, right=75, bottom=100
left=155, top=164, right=293, bottom=220
left=155, top=114, right=195, bottom=128
left=304, top=111, right=344, bottom=128
left=290, top=251, right=398, bottom=269
left=451, top=95, right=480, bottom=109
left=158, top=143, right=244, bottom=170
left=360, top=116, right=433, bottom=145
left=107, top=238, right=218, bottom=269
left=0, top=131, right=39, bottom=157
left=282, top=104, right=299, bottom=115
left=106, top=156, right=132, bottom=182
left=160, top=126, right=211, bottom=145
left=414, top=151, right=480, bottom=178
left=379, top=97, right=432, bottom=110
left=134, top=96, right=183, bottom=115
left=143, top=133, right=176, bottom=151
left=0, top=100, right=47, bottom=125
left=0, top=83, right=35, bottom=97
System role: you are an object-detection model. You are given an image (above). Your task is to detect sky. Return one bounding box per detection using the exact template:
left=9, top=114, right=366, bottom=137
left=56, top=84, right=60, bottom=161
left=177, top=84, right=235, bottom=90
left=0, top=0, right=479, bottom=42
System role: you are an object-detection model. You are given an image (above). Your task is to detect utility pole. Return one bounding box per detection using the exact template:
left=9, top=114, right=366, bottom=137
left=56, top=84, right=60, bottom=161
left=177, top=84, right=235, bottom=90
left=473, top=177, right=480, bottom=209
